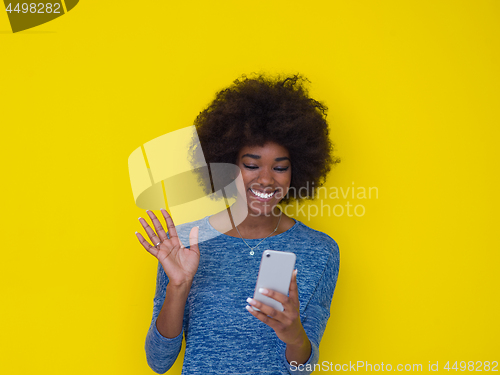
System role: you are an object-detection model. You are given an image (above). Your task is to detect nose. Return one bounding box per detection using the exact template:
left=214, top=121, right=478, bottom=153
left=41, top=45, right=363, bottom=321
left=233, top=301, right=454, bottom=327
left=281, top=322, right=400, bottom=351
left=256, top=167, right=274, bottom=187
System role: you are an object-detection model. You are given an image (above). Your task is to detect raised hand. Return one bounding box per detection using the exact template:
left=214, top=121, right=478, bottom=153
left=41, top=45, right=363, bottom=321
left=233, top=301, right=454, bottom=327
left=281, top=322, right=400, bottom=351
left=136, top=209, right=200, bottom=287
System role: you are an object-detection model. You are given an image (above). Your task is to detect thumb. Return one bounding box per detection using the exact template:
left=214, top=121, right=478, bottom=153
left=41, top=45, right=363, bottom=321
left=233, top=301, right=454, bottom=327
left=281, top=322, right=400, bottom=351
left=189, top=226, right=200, bottom=253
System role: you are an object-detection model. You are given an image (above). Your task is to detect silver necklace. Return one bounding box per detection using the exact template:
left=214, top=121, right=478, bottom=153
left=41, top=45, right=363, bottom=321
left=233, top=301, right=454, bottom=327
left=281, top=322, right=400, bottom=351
left=234, top=209, right=282, bottom=255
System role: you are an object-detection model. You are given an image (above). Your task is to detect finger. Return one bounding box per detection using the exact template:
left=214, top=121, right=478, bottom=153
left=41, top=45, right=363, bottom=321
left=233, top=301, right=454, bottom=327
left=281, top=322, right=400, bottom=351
left=138, top=216, right=161, bottom=246
left=160, top=209, right=181, bottom=246
left=258, top=287, right=296, bottom=314
left=246, top=297, right=286, bottom=323
left=288, top=269, right=300, bottom=308
left=146, top=210, right=168, bottom=242
left=245, top=304, right=282, bottom=330
left=135, top=231, right=159, bottom=258
left=188, top=226, right=200, bottom=255
left=258, top=287, right=289, bottom=305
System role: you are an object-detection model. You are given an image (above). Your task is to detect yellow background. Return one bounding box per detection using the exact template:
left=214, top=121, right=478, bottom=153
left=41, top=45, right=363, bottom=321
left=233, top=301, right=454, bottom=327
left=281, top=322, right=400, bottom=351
left=1, top=1, right=499, bottom=374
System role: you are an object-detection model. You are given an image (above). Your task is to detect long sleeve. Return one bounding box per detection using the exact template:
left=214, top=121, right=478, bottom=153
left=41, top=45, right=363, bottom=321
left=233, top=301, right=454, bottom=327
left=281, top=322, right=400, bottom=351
left=144, top=261, right=185, bottom=374
left=278, top=243, right=340, bottom=374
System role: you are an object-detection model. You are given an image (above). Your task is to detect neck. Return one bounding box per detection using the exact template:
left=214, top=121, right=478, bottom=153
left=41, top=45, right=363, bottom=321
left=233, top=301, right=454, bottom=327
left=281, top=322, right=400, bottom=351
left=209, top=195, right=283, bottom=239
left=232, top=206, right=281, bottom=238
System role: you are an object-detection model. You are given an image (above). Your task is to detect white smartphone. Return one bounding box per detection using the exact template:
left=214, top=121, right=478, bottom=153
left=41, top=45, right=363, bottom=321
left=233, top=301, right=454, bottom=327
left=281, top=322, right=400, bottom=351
left=252, top=250, right=296, bottom=312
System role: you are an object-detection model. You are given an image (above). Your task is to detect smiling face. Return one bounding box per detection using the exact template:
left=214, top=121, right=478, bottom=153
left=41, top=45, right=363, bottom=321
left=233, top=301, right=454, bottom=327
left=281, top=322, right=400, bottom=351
left=235, top=142, right=292, bottom=217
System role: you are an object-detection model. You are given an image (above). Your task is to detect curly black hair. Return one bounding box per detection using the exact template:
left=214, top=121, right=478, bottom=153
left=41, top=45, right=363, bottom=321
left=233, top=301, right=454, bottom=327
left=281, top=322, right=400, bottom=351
left=189, top=73, right=340, bottom=205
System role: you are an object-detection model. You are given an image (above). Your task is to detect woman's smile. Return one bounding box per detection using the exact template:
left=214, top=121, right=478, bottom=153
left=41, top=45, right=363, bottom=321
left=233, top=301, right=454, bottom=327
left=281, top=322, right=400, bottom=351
left=249, top=188, right=277, bottom=200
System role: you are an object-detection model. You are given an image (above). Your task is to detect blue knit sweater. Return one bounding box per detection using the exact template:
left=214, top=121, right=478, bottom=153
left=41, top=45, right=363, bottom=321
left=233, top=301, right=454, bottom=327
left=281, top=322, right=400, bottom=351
left=145, top=216, right=340, bottom=374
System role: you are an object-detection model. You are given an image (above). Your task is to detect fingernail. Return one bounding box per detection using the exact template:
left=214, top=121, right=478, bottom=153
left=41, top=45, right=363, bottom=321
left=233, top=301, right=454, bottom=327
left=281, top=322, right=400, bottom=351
left=135, top=231, right=139, bottom=234
left=259, top=288, right=268, bottom=295
left=138, top=217, right=142, bottom=220
left=246, top=297, right=255, bottom=305
left=294, top=269, right=298, bottom=276
left=161, top=208, right=165, bottom=211
left=245, top=305, right=252, bottom=312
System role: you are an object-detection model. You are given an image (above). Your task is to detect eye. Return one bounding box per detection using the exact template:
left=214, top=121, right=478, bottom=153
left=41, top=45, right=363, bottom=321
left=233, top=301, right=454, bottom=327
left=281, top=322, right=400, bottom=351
left=274, top=167, right=289, bottom=172
left=243, top=164, right=258, bottom=170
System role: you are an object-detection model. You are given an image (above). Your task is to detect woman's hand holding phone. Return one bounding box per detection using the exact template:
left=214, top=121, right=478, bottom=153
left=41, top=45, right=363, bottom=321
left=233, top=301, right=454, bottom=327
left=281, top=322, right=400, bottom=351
left=246, top=269, right=307, bottom=346
left=246, top=269, right=312, bottom=364
left=136, top=209, right=200, bottom=287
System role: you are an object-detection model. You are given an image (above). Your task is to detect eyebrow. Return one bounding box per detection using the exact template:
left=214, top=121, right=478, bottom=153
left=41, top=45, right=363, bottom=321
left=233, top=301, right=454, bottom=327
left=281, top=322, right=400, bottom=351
left=241, top=153, right=290, bottom=162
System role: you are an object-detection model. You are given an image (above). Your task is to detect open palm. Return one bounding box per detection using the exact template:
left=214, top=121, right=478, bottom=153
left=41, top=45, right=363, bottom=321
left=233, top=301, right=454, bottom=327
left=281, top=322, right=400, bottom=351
left=136, top=209, right=200, bottom=287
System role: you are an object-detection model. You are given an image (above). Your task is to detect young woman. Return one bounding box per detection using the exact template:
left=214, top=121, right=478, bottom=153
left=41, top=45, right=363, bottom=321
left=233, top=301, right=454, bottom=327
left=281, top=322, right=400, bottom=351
left=136, top=74, right=341, bottom=374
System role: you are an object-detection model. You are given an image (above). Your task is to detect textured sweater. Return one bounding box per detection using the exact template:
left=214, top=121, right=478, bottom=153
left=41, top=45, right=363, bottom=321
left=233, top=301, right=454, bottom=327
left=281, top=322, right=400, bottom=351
left=144, top=215, right=340, bottom=374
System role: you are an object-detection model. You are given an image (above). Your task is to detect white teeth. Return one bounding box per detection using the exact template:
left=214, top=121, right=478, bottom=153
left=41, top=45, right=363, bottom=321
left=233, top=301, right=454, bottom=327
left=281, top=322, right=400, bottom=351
left=250, top=188, right=276, bottom=199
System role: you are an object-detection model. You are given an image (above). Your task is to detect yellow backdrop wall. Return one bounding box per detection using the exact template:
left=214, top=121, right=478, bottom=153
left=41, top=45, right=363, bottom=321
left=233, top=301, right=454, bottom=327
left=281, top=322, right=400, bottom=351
left=1, top=1, right=499, bottom=374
